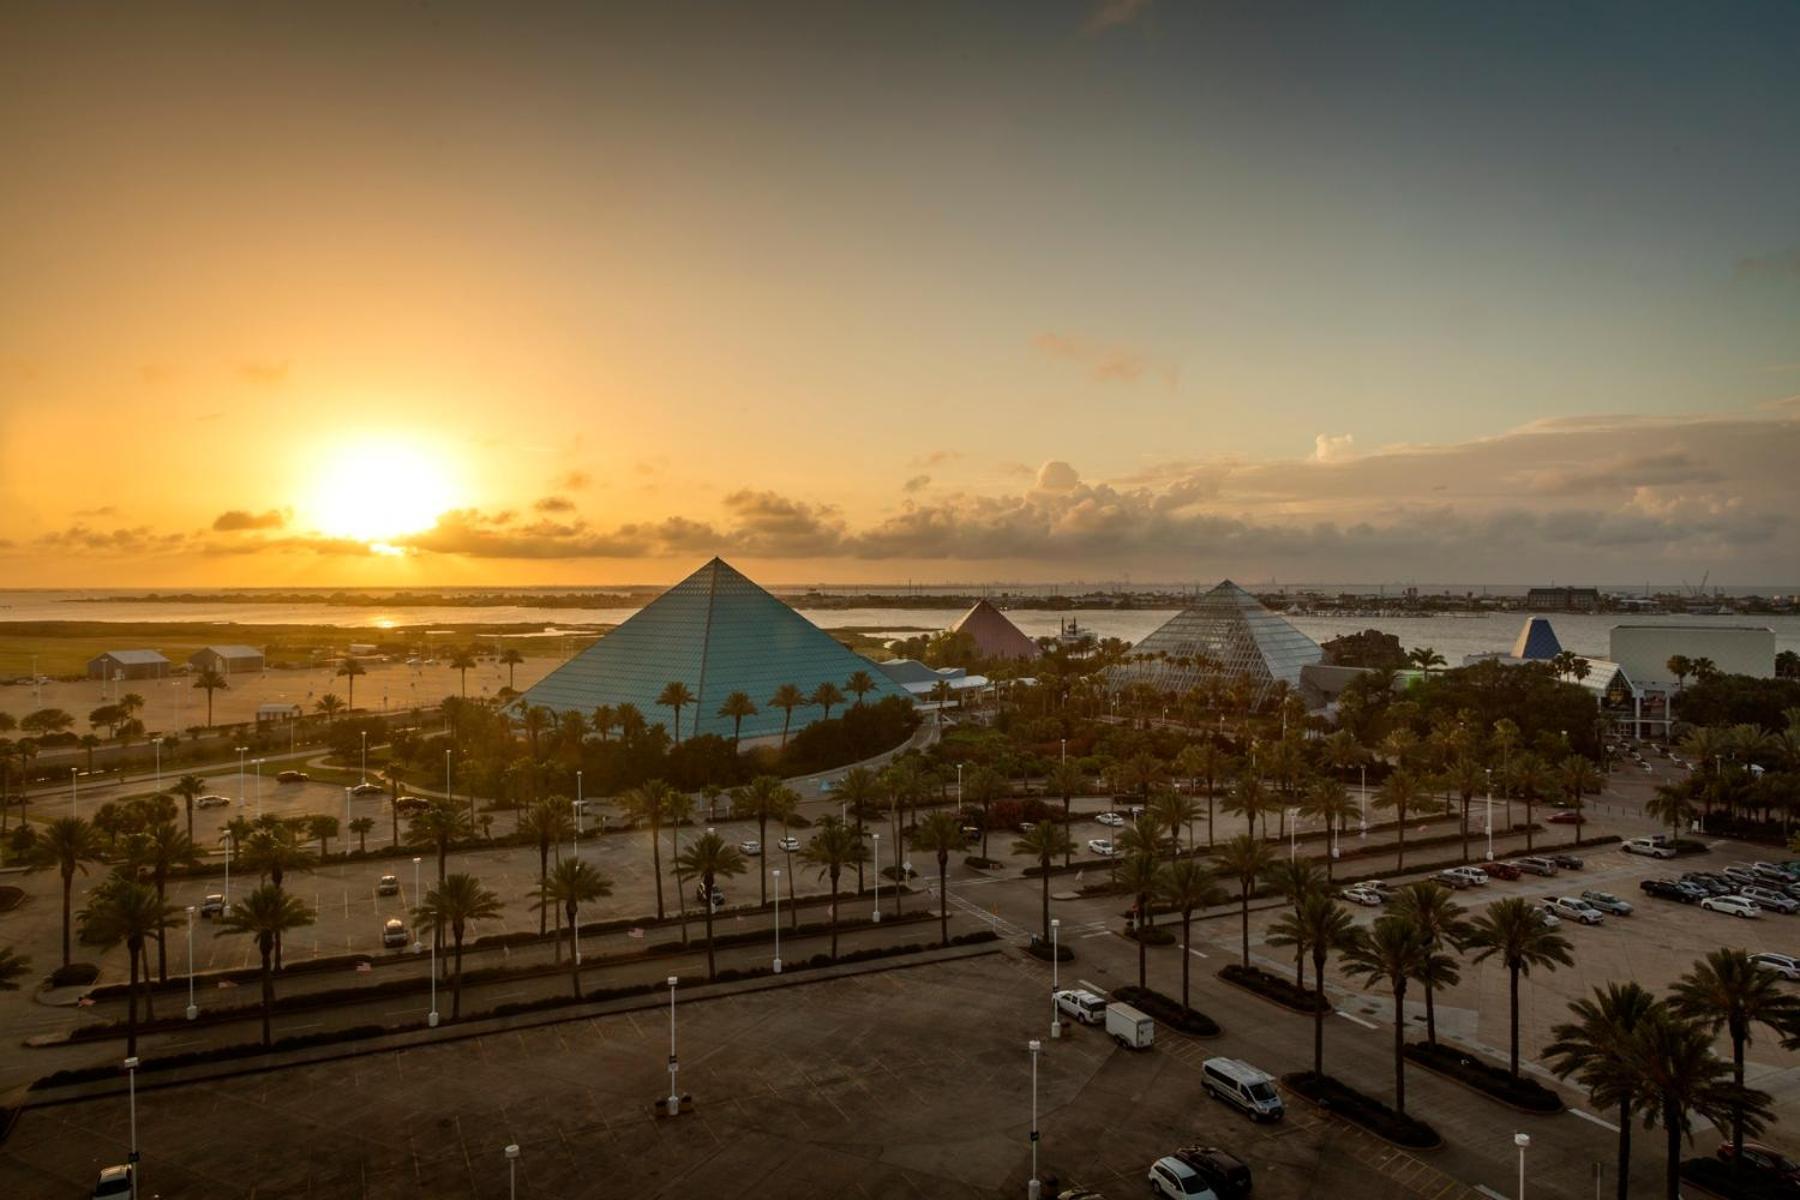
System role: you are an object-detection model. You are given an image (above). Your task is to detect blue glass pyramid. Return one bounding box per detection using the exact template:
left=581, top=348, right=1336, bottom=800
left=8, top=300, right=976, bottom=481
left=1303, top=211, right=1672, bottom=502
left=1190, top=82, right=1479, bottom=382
left=1510, top=617, right=1563, bottom=661
left=519, top=558, right=909, bottom=741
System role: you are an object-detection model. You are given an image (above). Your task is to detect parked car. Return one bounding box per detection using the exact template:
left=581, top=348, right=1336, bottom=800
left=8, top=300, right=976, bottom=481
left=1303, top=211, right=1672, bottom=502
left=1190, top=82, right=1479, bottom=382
left=1680, top=872, right=1732, bottom=895
left=198, top=893, right=226, bottom=917
left=376, top=874, right=400, bottom=896
left=1641, top=878, right=1696, bottom=903
left=349, top=781, right=385, bottom=796
left=1700, top=895, right=1761, bottom=919
left=196, top=794, right=231, bottom=809
left=1534, top=904, right=1562, bottom=929
left=1106, top=1002, right=1154, bottom=1050
left=1437, top=867, right=1488, bottom=889
left=1149, top=1156, right=1217, bottom=1199
left=1055, top=989, right=1108, bottom=1026
left=1201, top=1057, right=1285, bottom=1121
left=1751, top=952, right=1800, bottom=980
left=1175, top=1147, right=1252, bottom=1200
left=1550, top=853, right=1585, bottom=870
left=276, top=769, right=309, bottom=783
left=1547, top=811, right=1585, bottom=825
left=1751, top=862, right=1792, bottom=884
left=739, top=840, right=762, bottom=856
left=1623, top=837, right=1676, bottom=859
left=1723, top=865, right=1761, bottom=887
left=1478, top=861, right=1522, bottom=880
left=1514, top=857, right=1558, bottom=877
left=776, top=836, right=800, bottom=852
left=381, top=918, right=409, bottom=948
left=695, top=882, right=725, bottom=909
left=1547, top=896, right=1606, bottom=925
left=1579, top=890, right=1632, bottom=916
left=1716, top=1142, right=1800, bottom=1187
left=92, top=1165, right=133, bottom=1199
left=1088, top=838, right=1116, bottom=857
left=1740, top=886, right=1800, bottom=914
left=1095, top=812, right=1126, bottom=827
left=1339, top=886, right=1384, bottom=907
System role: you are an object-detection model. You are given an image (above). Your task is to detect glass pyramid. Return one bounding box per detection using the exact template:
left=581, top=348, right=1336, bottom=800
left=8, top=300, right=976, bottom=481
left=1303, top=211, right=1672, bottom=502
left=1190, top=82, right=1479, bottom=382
left=1106, top=580, right=1322, bottom=706
left=1509, top=617, right=1563, bottom=661
left=519, top=557, right=910, bottom=741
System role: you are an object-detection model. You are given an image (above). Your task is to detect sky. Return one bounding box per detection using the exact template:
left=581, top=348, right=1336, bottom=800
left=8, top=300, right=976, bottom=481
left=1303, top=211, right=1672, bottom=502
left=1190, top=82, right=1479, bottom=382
left=1, top=0, right=1796, bottom=589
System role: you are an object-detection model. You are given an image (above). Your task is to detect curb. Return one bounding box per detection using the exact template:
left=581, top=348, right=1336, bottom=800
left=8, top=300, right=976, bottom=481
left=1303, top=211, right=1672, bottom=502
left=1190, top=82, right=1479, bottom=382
left=1214, top=968, right=1330, bottom=1017
left=1280, top=1074, right=1445, bottom=1153
left=1400, top=1045, right=1566, bottom=1116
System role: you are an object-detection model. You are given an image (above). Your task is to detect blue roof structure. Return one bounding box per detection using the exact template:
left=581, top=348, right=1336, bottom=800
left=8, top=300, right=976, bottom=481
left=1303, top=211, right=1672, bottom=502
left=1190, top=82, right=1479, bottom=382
left=518, top=557, right=910, bottom=741
left=1510, top=617, right=1563, bottom=661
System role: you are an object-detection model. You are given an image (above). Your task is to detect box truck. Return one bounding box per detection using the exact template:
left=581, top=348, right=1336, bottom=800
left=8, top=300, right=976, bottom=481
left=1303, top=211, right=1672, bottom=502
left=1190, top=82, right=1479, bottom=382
left=1105, top=1001, right=1154, bottom=1050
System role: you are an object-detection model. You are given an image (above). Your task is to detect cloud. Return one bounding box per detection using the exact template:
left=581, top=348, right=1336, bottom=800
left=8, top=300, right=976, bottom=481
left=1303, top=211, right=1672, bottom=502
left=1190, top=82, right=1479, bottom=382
left=73, top=505, right=118, bottom=518
left=1031, top=331, right=1175, bottom=386
left=35, top=524, right=187, bottom=554
left=533, top=495, right=576, bottom=513
left=1735, top=248, right=1800, bottom=281
left=557, top=470, right=592, bottom=490
left=1083, top=0, right=1152, bottom=35
left=211, top=508, right=288, bottom=532
left=719, top=490, right=846, bottom=557
left=1035, top=461, right=1081, bottom=492
left=1313, top=434, right=1356, bottom=463
left=1527, top=451, right=1722, bottom=496
left=909, top=450, right=961, bottom=468
left=902, top=474, right=931, bottom=494
left=238, top=360, right=291, bottom=384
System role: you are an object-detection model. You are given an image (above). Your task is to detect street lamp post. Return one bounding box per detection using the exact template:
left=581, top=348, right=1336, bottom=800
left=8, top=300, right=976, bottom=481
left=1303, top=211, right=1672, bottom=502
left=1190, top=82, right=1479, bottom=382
left=575, top=771, right=583, bottom=833
left=1049, top=918, right=1061, bottom=1039
left=254, top=759, right=263, bottom=819
left=1288, top=807, right=1298, bottom=861
left=360, top=731, right=367, bottom=784
left=666, top=976, right=681, bottom=1116
left=505, top=1144, right=520, bottom=1200
left=1515, top=1132, right=1530, bottom=1199
left=124, top=1055, right=140, bottom=1200
left=871, top=833, right=882, bottom=922
left=152, top=737, right=162, bottom=793
left=772, top=868, right=782, bottom=973
left=222, top=832, right=232, bottom=907
left=411, top=857, right=423, bottom=952
left=571, top=799, right=582, bottom=965
left=184, top=906, right=197, bottom=1020
left=70, top=767, right=78, bottom=817
left=236, top=746, right=246, bottom=808
left=1485, top=768, right=1495, bottom=858
left=1028, top=1039, right=1042, bottom=1200
left=956, top=763, right=964, bottom=814
left=1359, top=763, right=1368, bottom=837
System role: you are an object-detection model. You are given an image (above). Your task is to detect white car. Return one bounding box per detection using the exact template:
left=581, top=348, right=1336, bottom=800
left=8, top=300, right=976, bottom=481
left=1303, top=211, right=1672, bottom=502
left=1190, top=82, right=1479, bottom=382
left=1741, top=886, right=1800, bottom=914
left=1054, top=988, right=1108, bottom=1025
left=1623, top=837, right=1676, bottom=859
left=738, top=840, right=762, bottom=856
left=1149, top=1156, right=1218, bottom=1199
left=1701, top=895, right=1761, bottom=919
left=1437, top=867, right=1489, bottom=889
left=1339, top=886, right=1384, bottom=907
left=1095, top=812, right=1126, bottom=827
left=1534, top=904, right=1562, bottom=929
left=1547, top=896, right=1605, bottom=925
left=776, top=836, right=800, bottom=852
left=1751, top=952, right=1800, bottom=980
left=1087, top=838, right=1116, bottom=857
left=1579, top=890, right=1633, bottom=916
left=195, top=794, right=232, bottom=809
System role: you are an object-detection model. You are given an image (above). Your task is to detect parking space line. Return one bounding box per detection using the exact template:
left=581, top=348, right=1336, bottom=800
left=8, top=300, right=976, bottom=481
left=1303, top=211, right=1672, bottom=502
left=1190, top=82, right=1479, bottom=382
left=1569, top=1107, right=1620, bottom=1132
left=1336, top=1010, right=1378, bottom=1029
left=1474, top=1187, right=1507, bottom=1200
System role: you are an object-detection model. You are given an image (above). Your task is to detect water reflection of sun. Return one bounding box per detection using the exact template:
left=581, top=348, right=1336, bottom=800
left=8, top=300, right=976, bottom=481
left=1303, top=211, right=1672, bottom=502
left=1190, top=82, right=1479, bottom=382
left=304, top=440, right=459, bottom=545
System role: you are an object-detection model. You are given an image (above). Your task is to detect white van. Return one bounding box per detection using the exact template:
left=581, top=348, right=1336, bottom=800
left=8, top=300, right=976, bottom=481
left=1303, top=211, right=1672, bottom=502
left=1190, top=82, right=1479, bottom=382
left=1201, top=1057, right=1285, bottom=1121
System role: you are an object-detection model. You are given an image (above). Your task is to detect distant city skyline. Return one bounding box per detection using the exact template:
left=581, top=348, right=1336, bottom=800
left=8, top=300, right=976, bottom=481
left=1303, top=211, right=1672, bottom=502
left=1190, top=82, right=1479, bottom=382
left=2, top=1, right=1796, bottom=586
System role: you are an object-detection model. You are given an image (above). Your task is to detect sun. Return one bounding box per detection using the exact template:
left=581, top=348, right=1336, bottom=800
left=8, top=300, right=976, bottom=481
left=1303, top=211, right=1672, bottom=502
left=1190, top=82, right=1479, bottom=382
left=305, top=440, right=458, bottom=543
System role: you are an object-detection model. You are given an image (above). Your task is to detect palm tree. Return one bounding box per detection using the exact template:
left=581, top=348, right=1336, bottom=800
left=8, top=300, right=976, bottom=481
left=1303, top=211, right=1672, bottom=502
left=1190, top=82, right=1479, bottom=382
left=1302, top=777, right=1354, bottom=878
left=736, top=775, right=787, bottom=907
left=0, top=946, right=30, bottom=991
left=1388, top=881, right=1471, bottom=1046
left=836, top=767, right=879, bottom=891
left=29, top=816, right=102, bottom=967
left=1644, top=785, right=1696, bottom=842
left=193, top=668, right=228, bottom=726
left=1214, top=833, right=1274, bottom=967
left=845, top=669, right=875, bottom=707
left=1669, top=948, right=1800, bottom=1164
left=520, top=798, right=574, bottom=936
left=717, top=691, right=757, bottom=748
left=799, top=817, right=869, bottom=959
left=414, top=872, right=502, bottom=1019
left=1557, top=756, right=1603, bottom=843
left=672, top=832, right=747, bottom=980
left=336, top=657, right=367, bottom=711
left=1635, top=1007, right=1771, bottom=1200
left=308, top=814, right=340, bottom=858
left=1178, top=742, right=1231, bottom=848
left=769, top=683, right=807, bottom=747
left=1119, top=850, right=1160, bottom=990
left=1374, top=769, right=1426, bottom=869
left=136, top=819, right=197, bottom=981
left=217, top=884, right=315, bottom=1046
left=621, top=780, right=679, bottom=920
left=1012, top=822, right=1074, bottom=946
left=499, top=647, right=524, bottom=689
left=664, top=788, right=695, bottom=945
left=1264, top=858, right=1326, bottom=988
left=534, top=858, right=612, bottom=996
left=1465, top=896, right=1575, bottom=1076
left=962, top=765, right=1006, bottom=861
left=1407, top=646, right=1446, bottom=674
left=1340, top=916, right=1431, bottom=1114
left=656, top=681, right=695, bottom=743
left=1441, top=757, right=1484, bottom=863
left=1545, top=983, right=1662, bottom=1200
left=909, top=810, right=965, bottom=947
left=1222, top=773, right=1266, bottom=841
left=78, top=878, right=176, bottom=1055
left=1298, top=895, right=1360, bottom=1074
left=1158, top=859, right=1225, bottom=1011
left=313, top=693, right=345, bottom=721
left=1046, top=760, right=1086, bottom=866
left=238, top=823, right=314, bottom=971
left=170, top=773, right=205, bottom=841
left=1149, top=788, right=1201, bottom=857
left=348, top=815, right=375, bottom=853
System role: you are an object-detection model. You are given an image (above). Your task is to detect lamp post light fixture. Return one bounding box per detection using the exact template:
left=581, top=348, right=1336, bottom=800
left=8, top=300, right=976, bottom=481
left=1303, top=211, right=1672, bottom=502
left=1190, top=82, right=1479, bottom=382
left=505, top=1144, right=520, bottom=1200
left=871, top=833, right=881, bottom=922
left=1049, top=918, right=1061, bottom=1039
left=184, top=906, right=197, bottom=1020
left=772, top=868, right=782, bottom=974
left=1027, top=1039, right=1043, bottom=1200
left=124, top=1055, right=140, bottom=1200
left=666, top=975, right=681, bottom=1116
left=1515, top=1132, right=1530, bottom=1199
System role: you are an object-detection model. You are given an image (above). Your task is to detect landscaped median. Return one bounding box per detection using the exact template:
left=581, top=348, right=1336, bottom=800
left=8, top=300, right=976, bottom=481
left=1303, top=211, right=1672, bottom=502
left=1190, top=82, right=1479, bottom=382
left=1679, top=1156, right=1800, bottom=1200
left=1401, top=1041, right=1563, bottom=1113
left=1216, top=963, right=1331, bottom=1013
left=1281, top=1070, right=1442, bottom=1149
left=1111, top=984, right=1220, bottom=1037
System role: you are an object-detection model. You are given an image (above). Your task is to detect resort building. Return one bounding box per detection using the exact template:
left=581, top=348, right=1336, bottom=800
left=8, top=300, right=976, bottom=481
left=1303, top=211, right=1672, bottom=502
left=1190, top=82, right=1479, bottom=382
left=517, top=557, right=908, bottom=743
left=189, top=644, right=265, bottom=675
left=874, top=658, right=990, bottom=705
left=1105, top=580, right=1323, bottom=707
left=85, top=649, right=171, bottom=681
left=1609, top=624, right=1776, bottom=690
left=1466, top=617, right=1661, bottom=736
left=950, top=600, right=1041, bottom=661
left=1525, top=586, right=1601, bottom=612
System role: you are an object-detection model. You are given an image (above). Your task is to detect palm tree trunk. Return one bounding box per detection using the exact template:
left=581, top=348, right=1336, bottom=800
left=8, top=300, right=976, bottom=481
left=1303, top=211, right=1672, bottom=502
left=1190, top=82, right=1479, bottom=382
left=1397, top=808, right=1407, bottom=870
left=856, top=807, right=866, bottom=890
left=60, top=872, right=72, bottom=967
left=155, top=875, right=169, bottom=982
left=1526, top=799, right=1535, bottom=851
left=1393, top=986, right=1407, bottom=1113
left=1664, top=1103, right=1681, bottom=1200
left=451, top=931, right=464, bottom=1019
left=1040, top=861, right=1051, bottom=942
left=1137, top=897, right=1147, bottom=989
left=651, top=820, right=665, bottom=920
left=1180, top=910, right=1193, bottom=1009
left=938, top=855, right=948, bottom=946
left=674, top=826, right=689, bottom=947
left=259, top=942, right=274, bottom=1047
left=704, top=876, right=717, bottom=981
left=1313, top=951, right=1328, bottom=1074
left=1616, top=1098, right=1632, bottom=1200
left=568, top=901, right=581, bottom=998
left=538, top=843, right=549, bottom=936
left=1239, top=888, right=1251, bottom=966
left=1424, top=980, right=1437, bottom=1045
left=1460, top=797, right=1469, bottom=862
left=1508, top=966, right=1521, bottom=1076
left=126, top=940, right=140, bottom=1057
left=1063, top=795, right=1073, bottom=867
left=1733, top=1036, right=1746, bottom=1159
left=829, top=873, right=840, bottom=960
left=758, top=816, right=768, bottom=906
left=788, top=853, right=800, bottom=929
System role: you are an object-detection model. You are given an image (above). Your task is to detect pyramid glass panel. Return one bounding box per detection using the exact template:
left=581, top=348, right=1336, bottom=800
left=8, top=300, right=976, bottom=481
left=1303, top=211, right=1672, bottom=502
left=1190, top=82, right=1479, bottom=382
left=1509, top=617, right=1563, bottom=661
left=1104, top=580, right=1322, bottom=706
left=951, top=600, right=1041, bottom=661
left=519, top=558, right=910, bottom=741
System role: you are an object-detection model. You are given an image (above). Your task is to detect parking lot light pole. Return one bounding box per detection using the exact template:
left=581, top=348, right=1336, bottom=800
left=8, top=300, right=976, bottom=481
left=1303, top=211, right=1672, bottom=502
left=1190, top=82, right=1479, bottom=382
left=185, top=906, right=197, bottom=1020
left=1486, top=769, right=1495, bottom=859
left=871, top=834, right=881, bottom=922
left=1288, top=807, right=1298, bottom=861
left=152, top=737, right=162, bottom=793
left=1359, top=764, right=1367, bottom=837
left=360, top=731, right=367, bottom=784
left=411, top=857, right=424, bottom=953
left=957, top=763, right=964, bottom=814
left=1515, top=1132, right=1530, bottom=1199
left=427, top=862, right=440, bottom=1027
left=667, top=976, right=681, bottom=1116
left=772, top=869, right=782, bottom=973
left=505, top=1144, right=520, bottom=1199
left=124, top=1055, right=140, bottom=1200
left=70, top=767, right=78, bottom=817
left=254, top=759, right=263, bottom=819
left=571, top=799, right=582, bottom=965
left=575, top=771, right=583, bottom=833
left=236, top=746, right=246, bottom=808
left=1027, top=1039, right=1042, bottom=1200
left=1050, top=919, right=1061, bottom=1039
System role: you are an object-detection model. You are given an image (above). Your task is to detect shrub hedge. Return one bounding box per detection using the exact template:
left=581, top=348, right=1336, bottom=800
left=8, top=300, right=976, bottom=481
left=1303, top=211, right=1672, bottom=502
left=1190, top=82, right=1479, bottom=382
left=1112, top=984, right=1220, bottom=1037
left=1283, top=1071, right=1441, bottom=1148
left=1679, top=1156, right=1798, bottom=1200
left=1218, top=963, right=1331, bottom=1014
left=1403, top=1041, right=1563, bottom=1113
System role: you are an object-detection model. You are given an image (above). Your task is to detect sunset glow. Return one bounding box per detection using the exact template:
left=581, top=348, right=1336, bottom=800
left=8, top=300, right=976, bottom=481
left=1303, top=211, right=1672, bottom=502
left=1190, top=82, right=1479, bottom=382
left=303, top=441, right=459, bottom=544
